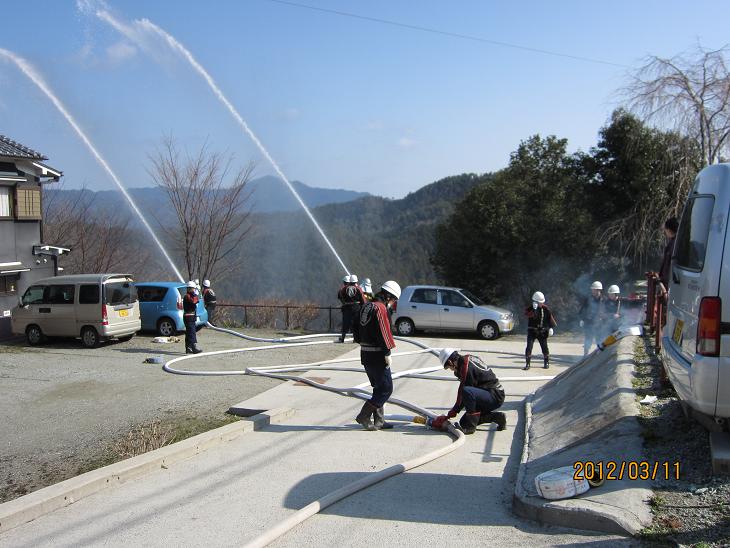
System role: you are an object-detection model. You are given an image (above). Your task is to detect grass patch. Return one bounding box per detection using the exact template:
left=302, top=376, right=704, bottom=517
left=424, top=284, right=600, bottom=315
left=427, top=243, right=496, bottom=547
left=77, top=413, right=240, bottom=475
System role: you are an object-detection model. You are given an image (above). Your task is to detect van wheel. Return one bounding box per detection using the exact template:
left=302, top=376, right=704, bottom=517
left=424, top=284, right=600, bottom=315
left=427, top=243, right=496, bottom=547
left=478, top=321, right=499, bottom=340
left=157, top=318, right=176, bottom=337
left=26, top=325, right=44, bottom=346
left=81, top=327, right=100, bottom=348
left=395, top=318, right=415, bottom=336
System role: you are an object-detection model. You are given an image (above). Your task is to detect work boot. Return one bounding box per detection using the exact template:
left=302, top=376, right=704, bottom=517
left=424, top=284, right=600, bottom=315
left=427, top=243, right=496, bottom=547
left=185, top=347, right=194, bottom=354
left=373, top=407, right=394, bottom=430
left=523, top=356, right=531, bottom=371
left=479, top=411, right=507, bottom=431
left=543, top=355, right=550, bottom=369
left=192, top=343, right=203, bottom=354
left=355, top=402, right=376, bottom=431
left=458, top=411, right=481, bottom=435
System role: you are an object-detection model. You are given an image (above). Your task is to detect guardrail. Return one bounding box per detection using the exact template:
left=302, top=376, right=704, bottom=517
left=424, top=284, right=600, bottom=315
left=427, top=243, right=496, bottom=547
left=216, top=303, right=340, bottom=331
left=645, top=271, right=667, bottom=352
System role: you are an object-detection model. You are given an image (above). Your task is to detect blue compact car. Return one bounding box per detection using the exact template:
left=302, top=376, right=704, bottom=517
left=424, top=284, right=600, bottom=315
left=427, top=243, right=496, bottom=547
left=135, top=282, right=209, bottom=336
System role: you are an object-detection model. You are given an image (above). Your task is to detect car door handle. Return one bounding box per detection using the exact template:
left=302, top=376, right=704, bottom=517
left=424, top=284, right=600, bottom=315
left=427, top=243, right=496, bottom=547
left=40, top=308, right=51, bottom=313
left=672, top=272, right=679, bottom=284
left=411, top=305, right=417, bottom=309
left=443, top=308, right=449, bottom=312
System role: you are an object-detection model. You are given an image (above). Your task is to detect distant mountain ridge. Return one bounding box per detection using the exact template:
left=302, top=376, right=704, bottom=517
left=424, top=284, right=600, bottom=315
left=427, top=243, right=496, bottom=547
left=45, top=176, right=370, bottom=224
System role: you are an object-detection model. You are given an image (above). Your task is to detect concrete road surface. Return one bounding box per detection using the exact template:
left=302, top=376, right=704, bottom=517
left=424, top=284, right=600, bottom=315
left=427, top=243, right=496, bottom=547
left=0, top=334, right=637, bottom=547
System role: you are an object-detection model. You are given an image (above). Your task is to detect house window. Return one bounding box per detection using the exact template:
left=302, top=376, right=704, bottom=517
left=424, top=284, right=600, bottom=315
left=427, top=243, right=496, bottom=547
left=0, top=275, right=19, bottom=295
left=0, top=186, right=11, bottom=218
left=15, top=187, right=41, bottom=220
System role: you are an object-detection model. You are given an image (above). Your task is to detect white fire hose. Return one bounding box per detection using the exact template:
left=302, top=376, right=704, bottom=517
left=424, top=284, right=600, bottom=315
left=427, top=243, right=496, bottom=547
left=161, top=323, right=547, bottom=547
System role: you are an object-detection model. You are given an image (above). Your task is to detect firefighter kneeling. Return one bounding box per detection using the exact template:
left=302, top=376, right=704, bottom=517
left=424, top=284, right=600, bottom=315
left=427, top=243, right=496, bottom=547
left=432, top=349, right=506, bottom=434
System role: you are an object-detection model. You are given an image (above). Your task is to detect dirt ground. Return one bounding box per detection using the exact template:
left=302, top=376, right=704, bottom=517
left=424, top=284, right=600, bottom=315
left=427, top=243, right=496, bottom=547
left=0, top=327, right=350, bottom=503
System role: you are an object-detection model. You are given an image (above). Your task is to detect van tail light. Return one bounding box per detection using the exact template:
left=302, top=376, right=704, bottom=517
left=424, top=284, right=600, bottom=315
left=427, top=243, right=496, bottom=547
left=102, top=304, right=109, bottom=326
left=697, top=297, right=721, bottom=356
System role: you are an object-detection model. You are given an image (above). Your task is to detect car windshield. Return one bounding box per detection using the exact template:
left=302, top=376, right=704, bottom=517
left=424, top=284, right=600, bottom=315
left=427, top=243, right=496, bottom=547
left=459, top=289, right=484, bottom=306
left=104, top=279, right=137, bottom=305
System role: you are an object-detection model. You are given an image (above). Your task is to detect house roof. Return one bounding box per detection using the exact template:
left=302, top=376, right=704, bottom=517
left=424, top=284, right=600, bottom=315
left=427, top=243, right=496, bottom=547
left=0, top=135, right=47, bottom=160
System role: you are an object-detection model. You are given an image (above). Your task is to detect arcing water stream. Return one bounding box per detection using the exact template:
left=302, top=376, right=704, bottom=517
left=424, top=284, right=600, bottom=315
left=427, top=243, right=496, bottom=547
left=0, top=48, right=186, bottom=283
left=93, top=7, right=351, bottom=276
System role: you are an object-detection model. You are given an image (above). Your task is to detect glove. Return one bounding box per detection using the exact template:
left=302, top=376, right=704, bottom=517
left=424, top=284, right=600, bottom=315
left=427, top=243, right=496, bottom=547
left=447, top=409, right=457, bottom=419
left=548, top=328, right=554, bottom=337
left=385, top=355, right=392, bottom=367
left=579, top=320, right=584, bottom=328
left=432, top=415, right=448, bottom=429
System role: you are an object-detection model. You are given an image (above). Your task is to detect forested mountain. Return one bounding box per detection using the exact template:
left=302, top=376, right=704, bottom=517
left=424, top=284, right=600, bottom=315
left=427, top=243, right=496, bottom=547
left=222, top=173, right=485, bottom=304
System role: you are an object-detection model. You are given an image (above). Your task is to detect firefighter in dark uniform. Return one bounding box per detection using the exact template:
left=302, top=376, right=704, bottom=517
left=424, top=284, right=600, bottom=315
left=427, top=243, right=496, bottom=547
left=202, top=279, right=217, bottom=325
left=432, top=349, right=506, bottom=434
left=604, top=284, right=622, bottom=335
left=352, top=280, right=401, bottom=430
left=524, top=291, right=557, bottom=370
left=183, top=281, right=202, bottom=354
left=337, top=274, right=365, bottom=343
left=578, top=281, right=605, bottom=355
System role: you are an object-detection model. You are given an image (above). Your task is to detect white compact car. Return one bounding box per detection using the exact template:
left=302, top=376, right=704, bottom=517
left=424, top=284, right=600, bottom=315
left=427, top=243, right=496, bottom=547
left=662, top=163, right=730, bottom=429
left=392, top=285, right=513, bottom=340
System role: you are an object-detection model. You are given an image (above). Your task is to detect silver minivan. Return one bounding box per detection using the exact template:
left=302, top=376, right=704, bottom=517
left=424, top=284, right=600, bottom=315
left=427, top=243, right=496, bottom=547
left=662, top=163, right=730, bottom=429
left=11, top=273, right=141, bottom=348
left=392, top=285, right=514, bottom=340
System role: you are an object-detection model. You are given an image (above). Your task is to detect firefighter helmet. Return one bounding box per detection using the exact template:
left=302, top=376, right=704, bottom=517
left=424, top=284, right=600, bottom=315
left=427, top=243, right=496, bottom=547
left=350, top=275, right=358, bottom=284
left=532, top=291, right=545, bottom=303
left=381, top=280, right=401, bottom=300
left=342, top=275, right=350, bottom=283
left=607, top=285, right=620, bottom=294
left=439, top=348, right=459, bottom=368
left=590, top=281, right=603, bottom=290
left=203, top=279, right=211, bottom=288
left=186, top=281, right=196, bottom=288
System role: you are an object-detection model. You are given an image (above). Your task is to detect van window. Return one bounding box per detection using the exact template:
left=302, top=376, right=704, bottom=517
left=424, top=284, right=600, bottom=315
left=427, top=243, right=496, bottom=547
left=47, top=285, right=75, bottom=304
left=138, top=286, right=168, bottom=302
left=79, top=284, right=100, bottom=304
left=411, top=288, right=437, bottom=304
left=674, top=196, right=715, bottom=271
left=104, top=281, right=137, bottom=305
left=22, top=285, right=46, bottom=305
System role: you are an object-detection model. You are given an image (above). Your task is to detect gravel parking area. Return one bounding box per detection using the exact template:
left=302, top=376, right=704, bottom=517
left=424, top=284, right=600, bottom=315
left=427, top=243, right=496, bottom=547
left=0, top=328, right=350, bottom=503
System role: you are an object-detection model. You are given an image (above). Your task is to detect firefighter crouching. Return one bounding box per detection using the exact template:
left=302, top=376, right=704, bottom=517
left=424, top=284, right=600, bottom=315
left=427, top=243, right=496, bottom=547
left=183, top=281, right=202, bottom=354
left=524, top=291, right=557, bottom=370
left=352, top=280, right=401, bottom=430
left=432, top=349, right=506, bottom=434
left=337, top=275, right=365, bottom=343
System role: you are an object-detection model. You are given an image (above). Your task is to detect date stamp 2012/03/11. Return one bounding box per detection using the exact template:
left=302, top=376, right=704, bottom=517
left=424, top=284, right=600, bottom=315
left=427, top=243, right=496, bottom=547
left=573, top=461, right=680, bottom=481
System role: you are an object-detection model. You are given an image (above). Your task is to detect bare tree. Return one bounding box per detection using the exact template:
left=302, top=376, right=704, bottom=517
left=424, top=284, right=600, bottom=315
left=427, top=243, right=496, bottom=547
left=623, top=44, right=730, bottom=166
left=43, top=183, right=153, bottom=275
left=147, top=138, right=254, bottom=283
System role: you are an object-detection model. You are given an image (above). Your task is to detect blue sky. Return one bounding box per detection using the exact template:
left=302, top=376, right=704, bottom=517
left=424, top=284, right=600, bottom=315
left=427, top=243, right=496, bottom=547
left=1, top=1, right=728, bottom=198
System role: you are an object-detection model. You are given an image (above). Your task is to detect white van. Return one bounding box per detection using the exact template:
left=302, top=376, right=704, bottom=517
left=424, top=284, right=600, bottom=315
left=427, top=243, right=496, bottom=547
left=11, top=273, right=141, bottom=348
left=662, top=163, right=730, bottom=430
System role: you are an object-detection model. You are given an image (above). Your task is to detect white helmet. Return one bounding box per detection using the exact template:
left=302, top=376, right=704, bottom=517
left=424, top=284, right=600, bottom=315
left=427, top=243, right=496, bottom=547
left=590, top=281, right=603, bottom=290
left=362, top=277, right=371, bottom=285
left=438, top=348, right=458, bottom=368
left=203, top=279, right=211, bottom=288
left=532, top=291, right=545, bottom=303
left=381, top=280, right=401, bottom=299
left=186, top=280, right=196, bottom=288
left=350, top=274, right=358, bottom=284
left=342, top=275, right=350, bottom=283
left=607, top=284, right=620, bottom=294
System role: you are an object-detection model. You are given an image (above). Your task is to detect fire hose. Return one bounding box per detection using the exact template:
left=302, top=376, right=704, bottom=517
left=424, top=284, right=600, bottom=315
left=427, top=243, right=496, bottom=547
left=161, top=324, right=546, bottom=547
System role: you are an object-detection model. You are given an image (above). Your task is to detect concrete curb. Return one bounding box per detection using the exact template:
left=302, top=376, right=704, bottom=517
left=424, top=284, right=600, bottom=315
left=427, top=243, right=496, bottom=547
left=512, top=339, right=652, bottom=536
left=0, top=407, right=295, bottom=534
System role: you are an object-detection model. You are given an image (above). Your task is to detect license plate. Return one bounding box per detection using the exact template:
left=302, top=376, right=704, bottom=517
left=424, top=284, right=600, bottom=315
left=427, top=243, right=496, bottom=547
left=119, top=309, right=129, bottom=318
left=672, top=319, right=684, bottom=345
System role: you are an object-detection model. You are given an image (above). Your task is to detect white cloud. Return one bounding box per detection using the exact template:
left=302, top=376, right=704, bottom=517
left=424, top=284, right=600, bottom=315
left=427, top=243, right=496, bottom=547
left=106, top=41, right=137, bottom=64
left=365, top=120, right=384, bottom=131
left=397, top=137, right=417, bottom=148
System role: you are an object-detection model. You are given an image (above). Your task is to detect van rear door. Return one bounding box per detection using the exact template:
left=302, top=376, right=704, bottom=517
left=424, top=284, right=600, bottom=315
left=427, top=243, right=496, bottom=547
left=103, top=276, right=139, bottom=330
